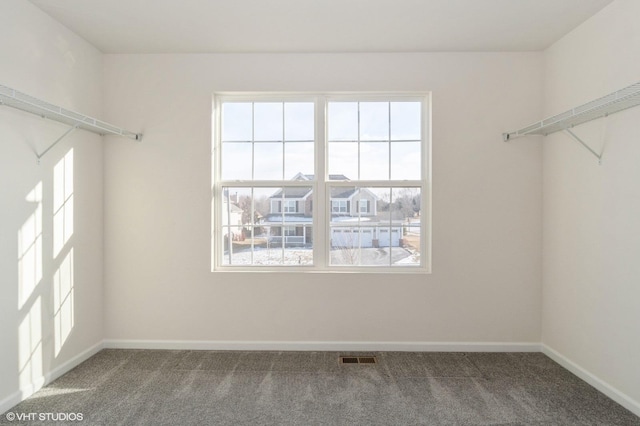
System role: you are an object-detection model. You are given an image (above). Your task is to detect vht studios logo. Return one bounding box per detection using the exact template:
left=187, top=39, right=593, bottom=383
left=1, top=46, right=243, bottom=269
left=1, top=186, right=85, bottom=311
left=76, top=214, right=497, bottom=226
left=5, top=412, right=84, bottom=422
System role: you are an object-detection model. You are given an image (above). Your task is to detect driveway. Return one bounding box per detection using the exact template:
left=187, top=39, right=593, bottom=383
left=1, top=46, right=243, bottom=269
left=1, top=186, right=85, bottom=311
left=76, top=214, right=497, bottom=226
left=330, top=247, right=415, bottom=266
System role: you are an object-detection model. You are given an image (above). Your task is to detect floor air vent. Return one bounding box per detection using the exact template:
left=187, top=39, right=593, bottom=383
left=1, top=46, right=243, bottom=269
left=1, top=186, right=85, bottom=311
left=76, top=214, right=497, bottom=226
left=339, top=356, right=377, bottom=364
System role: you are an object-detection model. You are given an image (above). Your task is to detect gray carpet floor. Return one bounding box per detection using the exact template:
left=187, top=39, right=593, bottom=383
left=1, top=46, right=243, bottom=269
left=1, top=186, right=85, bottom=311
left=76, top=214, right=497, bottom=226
left=2, top=350, right=639, bottom=425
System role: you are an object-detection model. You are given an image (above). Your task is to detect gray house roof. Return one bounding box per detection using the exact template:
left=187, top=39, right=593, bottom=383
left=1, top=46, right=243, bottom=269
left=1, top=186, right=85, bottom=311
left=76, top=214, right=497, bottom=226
left=269, top=186, right=359, bottom=199
left=294, top=173, right=349, bottom=181
left=270, top=173, right=352, bottom=199
left=269, top=187, right=312, bottom=199
left=330, top=187, right=357, bottom=198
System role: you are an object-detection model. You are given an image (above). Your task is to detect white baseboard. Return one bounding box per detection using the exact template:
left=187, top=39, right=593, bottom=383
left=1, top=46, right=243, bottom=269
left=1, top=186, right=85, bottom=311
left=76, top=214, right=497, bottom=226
left=0, top=341, right=104, bottom=415
left=542, top=344, right=640, bottom=417
left=103, top=339, right=540, bottom=352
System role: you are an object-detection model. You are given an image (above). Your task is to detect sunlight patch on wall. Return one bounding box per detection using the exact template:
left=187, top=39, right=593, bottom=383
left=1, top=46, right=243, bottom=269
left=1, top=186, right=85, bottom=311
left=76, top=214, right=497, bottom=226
left=54, top=249, right=74, bottom=356
left=18, top=182, right=43, bottom=309
left=53, top=149, right=74, bottom=257
left=18, top=296, right=43, bottom=390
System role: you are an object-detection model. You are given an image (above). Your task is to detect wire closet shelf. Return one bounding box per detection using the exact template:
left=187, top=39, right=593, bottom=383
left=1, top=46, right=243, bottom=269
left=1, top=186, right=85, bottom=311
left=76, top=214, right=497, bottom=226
left=503, top=81, right=640, bottom=141
left=0, top=84, right=142, bottom=141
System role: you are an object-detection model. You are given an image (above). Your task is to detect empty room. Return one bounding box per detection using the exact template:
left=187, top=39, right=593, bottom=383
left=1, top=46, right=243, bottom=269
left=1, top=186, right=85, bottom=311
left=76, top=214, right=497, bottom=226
left=1, top=0, right=639, bottom=424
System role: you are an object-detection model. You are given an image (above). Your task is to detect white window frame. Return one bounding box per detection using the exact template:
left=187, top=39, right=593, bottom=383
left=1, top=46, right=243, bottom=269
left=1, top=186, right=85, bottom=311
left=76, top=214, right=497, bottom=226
left=212, top=92, right=431, bottom=273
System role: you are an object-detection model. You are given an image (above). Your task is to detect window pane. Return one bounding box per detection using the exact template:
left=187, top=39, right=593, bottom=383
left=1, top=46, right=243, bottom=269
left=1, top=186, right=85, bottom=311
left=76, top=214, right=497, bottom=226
left=328, top=142, right=358, bottom=179
left=360, top=142, right=389, bottom=180
left=221, top=186, right=277, bottom=265
left=282, top=226, right=313, bottom=265
left=391, top=188, right=420, bottom=219
left=360, top=102, right=389, bottom=141
left=390, top=188, right=421, bottom=267
left=390, top=102, right=421, bottom=141
left=285, top=102, right=314, bottom=141
left=390, top=141, right=421, bottom=180
left=221, top=187, right=249, bottom=266
left=360, top=227, right=385, bottom=266
left=222, top=103, right=252, bottom=141
left=328, top=102, right=358, bottom=141
left=329, top=186, right=356, bottom=217
left=254, top=102, right=283, bottom=141
left=262, top=187, right=313, bottom=265
left=254, top=142, right=283, bottom=180
left=221, top=142, right=252, bottom=180
left=284, top=142, right=314, bottom=179
left=329, top=186, right=383, bottom=267
left=330, top=227, right=362, bottom=266
left=354, top=191, right=374, bottom=217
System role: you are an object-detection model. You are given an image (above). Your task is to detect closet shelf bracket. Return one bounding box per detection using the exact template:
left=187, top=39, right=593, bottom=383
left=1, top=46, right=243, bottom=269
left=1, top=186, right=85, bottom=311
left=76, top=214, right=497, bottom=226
left=35, top=124, right=79, bottom=165
left=564, top=128, right=603, bottom=165
left=0, top=84, right=142, bottom=164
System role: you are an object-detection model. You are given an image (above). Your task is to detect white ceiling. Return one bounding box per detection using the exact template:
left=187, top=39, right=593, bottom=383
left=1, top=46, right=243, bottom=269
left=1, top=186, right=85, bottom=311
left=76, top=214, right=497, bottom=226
left=30, top=0, right=613, bottom=54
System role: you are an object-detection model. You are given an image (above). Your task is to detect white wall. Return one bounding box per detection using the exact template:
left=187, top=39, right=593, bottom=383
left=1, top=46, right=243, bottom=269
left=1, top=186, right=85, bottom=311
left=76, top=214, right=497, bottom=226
left=542, top=0, right=640, bottom=413
left=102, top=53, right=543, bottom=346
left=0, top=0, right=104, bottom=409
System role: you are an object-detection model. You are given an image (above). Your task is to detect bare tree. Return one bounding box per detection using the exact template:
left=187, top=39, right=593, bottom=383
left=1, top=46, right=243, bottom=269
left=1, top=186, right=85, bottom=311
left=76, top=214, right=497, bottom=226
left=237, top=195, right=253, bottom=225
left=237, top=194, right=271, bottom=225
left=334, top=231, right=360, bottom=265
left=254, top=195, right=270, bottom=218
left=392, top=188, right=421, bottom=219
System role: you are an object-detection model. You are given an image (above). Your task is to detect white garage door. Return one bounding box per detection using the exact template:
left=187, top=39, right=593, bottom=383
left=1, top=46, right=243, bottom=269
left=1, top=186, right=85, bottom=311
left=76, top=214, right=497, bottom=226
left=378, top=228, right=390, bottom=247
left=359, top=228, right=374, bottom=247
left=331, top=229, right=349, bottom=247
left=331, top=228, right=374, bottom=248
left=377, top=227, right=401, bottom=247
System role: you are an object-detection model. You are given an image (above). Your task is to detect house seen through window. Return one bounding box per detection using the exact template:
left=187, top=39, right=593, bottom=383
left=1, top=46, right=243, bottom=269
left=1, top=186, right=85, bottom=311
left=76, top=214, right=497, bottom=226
left=213, top=94, right=429, bottom=271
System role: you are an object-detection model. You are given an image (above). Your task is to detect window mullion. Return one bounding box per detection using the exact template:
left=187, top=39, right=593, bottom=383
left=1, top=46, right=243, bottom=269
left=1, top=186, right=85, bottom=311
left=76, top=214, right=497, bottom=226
left=388, top=101, right=392, bottom=180
left=250, top=187, right=254, bottom=266
left=226, top=190, right=232, bottom=265
left=315, top=96, right=327, bottom=270
left=357, top=102, right=361, bottom=180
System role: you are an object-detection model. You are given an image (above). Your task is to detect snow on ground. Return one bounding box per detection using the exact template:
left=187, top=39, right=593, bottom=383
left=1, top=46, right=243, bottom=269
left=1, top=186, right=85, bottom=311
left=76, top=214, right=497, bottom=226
left=224, top=247, right=314, bottom=266
left=394, top=251, right=420, bottom=265
left=224, top=247, right=419, bottom=266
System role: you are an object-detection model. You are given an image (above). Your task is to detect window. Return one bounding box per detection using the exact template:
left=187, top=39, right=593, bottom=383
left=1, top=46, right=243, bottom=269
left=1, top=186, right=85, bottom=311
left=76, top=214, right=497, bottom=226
left=332, top=200, right=348, bottom=213
left=283, top=200, right=297, bottom=213
left=213, top=94, right=430, bottom=272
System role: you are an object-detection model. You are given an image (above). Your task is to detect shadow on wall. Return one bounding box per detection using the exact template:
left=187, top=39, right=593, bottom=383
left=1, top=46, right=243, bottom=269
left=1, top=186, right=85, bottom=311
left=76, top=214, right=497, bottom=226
left=16, top=147, right=76, bottom=396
